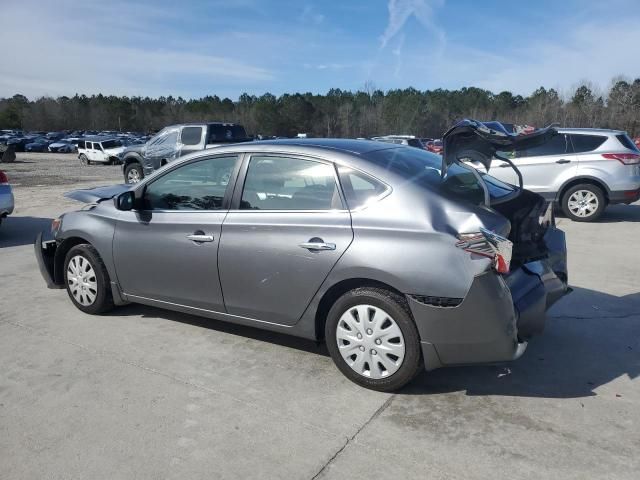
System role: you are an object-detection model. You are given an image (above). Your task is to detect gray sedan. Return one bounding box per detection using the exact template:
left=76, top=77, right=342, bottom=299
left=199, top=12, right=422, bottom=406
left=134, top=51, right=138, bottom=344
left=35, top=120, right=569, bottom=391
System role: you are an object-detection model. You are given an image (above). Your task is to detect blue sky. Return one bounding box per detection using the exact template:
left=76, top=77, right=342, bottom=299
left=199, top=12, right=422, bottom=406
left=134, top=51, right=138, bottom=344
left=2, top=0, right=640, bottom=99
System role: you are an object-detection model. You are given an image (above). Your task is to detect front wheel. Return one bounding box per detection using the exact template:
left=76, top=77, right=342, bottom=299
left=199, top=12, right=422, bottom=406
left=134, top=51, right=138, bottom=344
left=124, top=162, right=143, bottom=184
left=64, top=244, right=115, bottom=314
left=325, top=287, right=423, bottom=392
left=561, top=184, right=606, bottom=222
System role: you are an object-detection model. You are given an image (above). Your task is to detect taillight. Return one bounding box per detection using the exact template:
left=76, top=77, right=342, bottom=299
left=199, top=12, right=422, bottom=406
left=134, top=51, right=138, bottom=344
left=602, top=153, right=640, bottom=165
left=456, top=228, right=513, bottom=274
left=0, top=170, right=8, bottom=184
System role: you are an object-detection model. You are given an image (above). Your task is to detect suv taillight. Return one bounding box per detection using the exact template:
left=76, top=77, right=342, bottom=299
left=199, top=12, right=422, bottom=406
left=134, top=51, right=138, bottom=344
left=0, top=170, right=8, bottom=184
left=602, top=153, right=640, bottom=165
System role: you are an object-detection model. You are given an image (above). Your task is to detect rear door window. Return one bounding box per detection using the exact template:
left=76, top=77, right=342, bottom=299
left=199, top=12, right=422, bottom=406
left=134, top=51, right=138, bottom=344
left=569, top=134, right=607, bottom=153
left=240, top=156, right=342, bottom=210
left=208, top=125, right=247, bottom=143
left=517, top=134, right=571, bottom=158
left=181, top=126, right=203, bottom=146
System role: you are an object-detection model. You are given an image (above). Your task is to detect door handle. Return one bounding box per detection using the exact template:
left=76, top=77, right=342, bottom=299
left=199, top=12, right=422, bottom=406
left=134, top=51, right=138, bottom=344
left=556, top=159, right=571, bottom=164
left=187, top=233, right=214, bottom=243
left=498, top=163, right=510, bottom=167
left=299, top=241, right=336, bottom=251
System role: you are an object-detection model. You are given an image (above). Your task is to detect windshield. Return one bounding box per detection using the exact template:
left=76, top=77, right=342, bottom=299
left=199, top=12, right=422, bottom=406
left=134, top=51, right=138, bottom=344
left=365, top=146, right=515, bottom=205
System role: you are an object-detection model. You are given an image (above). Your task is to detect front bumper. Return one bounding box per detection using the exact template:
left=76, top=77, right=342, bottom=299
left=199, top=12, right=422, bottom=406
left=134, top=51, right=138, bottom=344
left=409, top=227, right=569, bottom=370
left=34, top=232, right=63, bottom=289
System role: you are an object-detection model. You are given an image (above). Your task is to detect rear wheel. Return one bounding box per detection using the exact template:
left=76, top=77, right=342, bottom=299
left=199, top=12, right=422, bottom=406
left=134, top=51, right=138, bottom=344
left=325, top=287, right=422, bottom=392
left=561, top=184, right=606, bottom=222
left=64, top=244, right=114, bottom=314
left=124, top=162, right=143, bottom=184
left=79, top=154, right=89, bottom=166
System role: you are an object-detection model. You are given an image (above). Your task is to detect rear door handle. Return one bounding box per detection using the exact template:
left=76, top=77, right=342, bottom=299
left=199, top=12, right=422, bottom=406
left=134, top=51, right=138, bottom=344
left=498, top=163, right=510, bottom=168
left=187, top=233, right=214, bottom=243
left=556, top=159, right=571, bottom=164
left=299, top=242, right=336, bottom=251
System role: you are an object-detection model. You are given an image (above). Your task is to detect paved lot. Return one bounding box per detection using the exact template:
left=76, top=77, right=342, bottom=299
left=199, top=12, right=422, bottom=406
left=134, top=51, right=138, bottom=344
left=1, top=153, right=639, bottom=479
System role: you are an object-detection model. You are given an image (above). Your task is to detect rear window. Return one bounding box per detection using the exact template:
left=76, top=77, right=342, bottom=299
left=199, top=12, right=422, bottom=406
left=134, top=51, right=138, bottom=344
left=208, top=125, right=247, bottom=143
left=517, top=134, right=571, bottom=157
left=615, top=134, right=639, bottom=152
left=569, top=134, right=607, bottom=153
left=365, top=147, right=514, bottom=206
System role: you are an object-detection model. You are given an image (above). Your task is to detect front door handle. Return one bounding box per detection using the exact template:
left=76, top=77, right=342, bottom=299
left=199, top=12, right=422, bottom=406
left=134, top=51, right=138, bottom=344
left=556, top=159, right=571, bottom=164
left=187, top=232, right=214, bottom=243
left=299, top=239, right=336, bottom=251
left=498, top=163, right=510, bottom=168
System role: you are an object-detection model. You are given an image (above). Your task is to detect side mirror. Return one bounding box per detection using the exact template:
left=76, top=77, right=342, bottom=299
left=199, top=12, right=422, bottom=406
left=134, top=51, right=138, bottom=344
left=115, top=190, right=136, bottom=211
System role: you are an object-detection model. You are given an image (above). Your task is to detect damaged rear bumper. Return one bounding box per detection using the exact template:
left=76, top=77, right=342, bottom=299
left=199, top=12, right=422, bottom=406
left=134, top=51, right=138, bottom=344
left=409, top=226, right=569, bottom=370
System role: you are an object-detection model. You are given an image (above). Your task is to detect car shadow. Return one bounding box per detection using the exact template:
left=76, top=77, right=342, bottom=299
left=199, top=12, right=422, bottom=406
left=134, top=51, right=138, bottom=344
left=110, top=286, right=638, bottom=399
left=596, top=203, right=640, bottom=223
left=110, top=303, right=330, bottom=357
left=556, top=202, right=640, bottom=223
left=0, top=216, right=53, bottom=248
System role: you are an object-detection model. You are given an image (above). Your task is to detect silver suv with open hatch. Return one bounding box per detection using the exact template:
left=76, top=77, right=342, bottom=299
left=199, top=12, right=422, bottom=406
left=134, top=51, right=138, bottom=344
left=482, top=128, right=640, bottom=221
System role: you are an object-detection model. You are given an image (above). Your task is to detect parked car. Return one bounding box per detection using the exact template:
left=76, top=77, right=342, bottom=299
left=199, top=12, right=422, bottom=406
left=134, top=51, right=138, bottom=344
left=35, top=120, right=569, bottom=391
left=0, top=170, right=14, bottom=226
left=25, top=137, right=52, bottom=152
left=469, top=127, right=640, bottom=222
left=120, top=122, right=251, bottom=183
left=48, top=139, right=78, bottom=153
left=6, top=136, right=35, bottom=152
left=426, top=139, right=443, bottom=154
left=78, top=138, right=125, bottom=165
left=371, top=135, right=425, bottom=149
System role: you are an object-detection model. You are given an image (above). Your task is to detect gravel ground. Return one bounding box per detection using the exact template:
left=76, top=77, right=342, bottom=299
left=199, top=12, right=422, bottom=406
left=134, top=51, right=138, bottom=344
left=1, top=153, right=639, bottom=479
left=1, top=152, right=123, bottom=188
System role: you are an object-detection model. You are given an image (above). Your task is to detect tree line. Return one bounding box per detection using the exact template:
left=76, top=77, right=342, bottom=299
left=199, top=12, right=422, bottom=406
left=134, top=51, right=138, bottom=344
left=1, top=78, right=639, bottom=138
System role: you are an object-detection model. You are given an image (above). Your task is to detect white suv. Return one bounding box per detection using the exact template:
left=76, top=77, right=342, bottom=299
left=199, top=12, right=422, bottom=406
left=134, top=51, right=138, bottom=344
left=78, top=138, right=126, bottom=165
left=486, top=128, right=640, bottom=221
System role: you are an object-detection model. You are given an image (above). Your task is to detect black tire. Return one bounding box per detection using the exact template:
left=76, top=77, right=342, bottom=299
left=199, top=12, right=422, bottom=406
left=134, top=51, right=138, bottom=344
left=325, top=287, right=423, bottom=392
left=79, top=154, right=89, bottom=166
left=561, top=183, right=606, bottom=222
left=124, top=162, right=143, bottom=184
left=63, top=244, right=115, bottom=315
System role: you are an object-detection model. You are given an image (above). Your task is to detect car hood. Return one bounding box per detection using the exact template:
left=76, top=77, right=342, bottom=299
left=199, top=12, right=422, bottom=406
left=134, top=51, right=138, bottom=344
left=121, top=144, right=144, bottom=155
left=442, top=119, right=558, bottom=173
left=104, top=146, right=126, bottom=155
left=64, top=184, right=132, bottom=203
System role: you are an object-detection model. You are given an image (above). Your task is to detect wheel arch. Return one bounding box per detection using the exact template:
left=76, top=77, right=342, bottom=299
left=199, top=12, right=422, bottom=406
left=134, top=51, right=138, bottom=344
left=558, top=176, right=611, bottom=203
left=53, top=236, right=92, bottom=284
left=314, top=278, right=405, bottom=341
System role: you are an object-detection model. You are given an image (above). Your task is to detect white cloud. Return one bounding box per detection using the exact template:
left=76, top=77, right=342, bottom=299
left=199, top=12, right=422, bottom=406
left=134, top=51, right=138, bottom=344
left=0, top=0, right=274, bottom=98
left=380, top=0, right=445, bottom=48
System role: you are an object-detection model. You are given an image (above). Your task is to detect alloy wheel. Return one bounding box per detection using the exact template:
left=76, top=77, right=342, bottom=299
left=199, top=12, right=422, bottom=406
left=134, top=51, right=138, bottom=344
left=67, top=255, right=98, bottom=306
left=127, top=168, right=141, bottom=183
left=335, top=304, right=405, bottom=379
left=567, top=189, right=599, bottom=218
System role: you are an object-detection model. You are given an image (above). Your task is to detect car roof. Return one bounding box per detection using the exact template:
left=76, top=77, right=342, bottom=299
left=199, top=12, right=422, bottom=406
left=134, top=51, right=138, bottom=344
left=165, top=122, right=243, bottom=128
left=243, top=138, right=398, bottom=155
left=83, top=136, right=119, bottom=141
left=558, top=127, right=625, bottom=135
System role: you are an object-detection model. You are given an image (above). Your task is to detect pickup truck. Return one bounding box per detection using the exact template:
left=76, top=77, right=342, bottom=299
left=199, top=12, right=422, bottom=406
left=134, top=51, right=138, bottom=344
left=120, top=122, right=251, bottom=183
